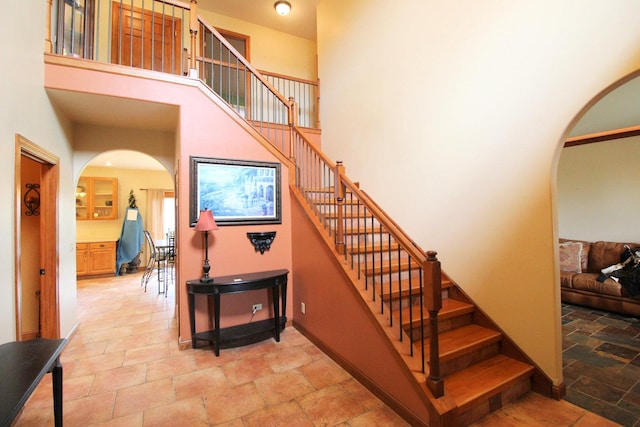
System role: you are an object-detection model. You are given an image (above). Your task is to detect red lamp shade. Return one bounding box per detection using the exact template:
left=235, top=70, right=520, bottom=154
left=195, top=208, right=217, bottom=283
left=195, top=209, right=218, bottom=232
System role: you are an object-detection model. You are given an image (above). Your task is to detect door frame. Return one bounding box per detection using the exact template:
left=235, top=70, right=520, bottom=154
left=14, top=134, right=60, bottom=340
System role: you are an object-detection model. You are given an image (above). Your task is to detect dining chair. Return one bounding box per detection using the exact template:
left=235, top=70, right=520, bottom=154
left=165, top=234, right=176, bottom=286
left=141, top=230, right=168, bottom=294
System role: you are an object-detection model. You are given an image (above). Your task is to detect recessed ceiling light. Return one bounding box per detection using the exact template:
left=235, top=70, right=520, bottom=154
left=274, top=1, right=291, bottom=16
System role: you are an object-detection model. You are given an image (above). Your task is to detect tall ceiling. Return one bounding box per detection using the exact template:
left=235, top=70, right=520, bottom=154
left=197, top=0, right=318, bottom=41
left=81, top=0, right=319, bottom=172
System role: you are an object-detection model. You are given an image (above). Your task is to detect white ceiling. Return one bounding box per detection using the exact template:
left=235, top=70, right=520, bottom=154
left=47, top=89, right=179, bottom=132
left=198, top=0, right=319, bottom=41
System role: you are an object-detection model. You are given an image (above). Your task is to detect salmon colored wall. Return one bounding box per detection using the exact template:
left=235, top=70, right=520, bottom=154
left=45, top=59, right=293, bottom=344
left=20, top=157, right=41, bottom=337
left=290, top=196, right=428, bottom=424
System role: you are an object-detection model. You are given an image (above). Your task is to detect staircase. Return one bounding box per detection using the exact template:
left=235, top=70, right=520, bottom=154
left=298, top=184, right=538, bottom=426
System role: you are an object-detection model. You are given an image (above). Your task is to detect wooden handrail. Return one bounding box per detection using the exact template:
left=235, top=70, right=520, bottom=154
left=196, top=19, right=291, bottom=108
left=290, top=124, right=443, bottom=394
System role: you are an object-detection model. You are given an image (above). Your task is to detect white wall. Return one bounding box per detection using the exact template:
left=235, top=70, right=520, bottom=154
left=0, top=1, right=77, bottom=342
left=316, top=0, right=640, bottom=384
left=558, top=137, right=640, bottom=243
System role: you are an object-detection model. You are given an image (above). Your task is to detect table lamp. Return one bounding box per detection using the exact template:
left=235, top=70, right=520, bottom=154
left=194, top=208, right=218, bottom=283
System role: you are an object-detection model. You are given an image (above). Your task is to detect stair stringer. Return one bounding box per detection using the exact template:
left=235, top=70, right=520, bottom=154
left=290, top=187, right=450, bottom=426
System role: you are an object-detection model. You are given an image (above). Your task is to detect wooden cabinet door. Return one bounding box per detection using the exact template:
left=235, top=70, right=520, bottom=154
left=76, top=244, right=89, bottom=276
left=88, top=242, right=116, bottom=275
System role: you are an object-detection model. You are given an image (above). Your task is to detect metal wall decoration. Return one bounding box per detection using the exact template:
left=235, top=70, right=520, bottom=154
left=247, top=231, right=277, bottom=254
left=24, top=183, right=40, bottom=216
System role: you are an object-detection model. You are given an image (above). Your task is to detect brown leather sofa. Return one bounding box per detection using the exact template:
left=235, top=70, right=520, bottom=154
left=560, top=239, right=640, bottom=317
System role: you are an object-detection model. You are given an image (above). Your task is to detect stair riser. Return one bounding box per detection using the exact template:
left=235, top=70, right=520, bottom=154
left=328, top=219, right=384, bottom=235
left=364, top=267, right=422, bottom=285
left=314, top=203, right=369, bottom=216
left=438, top=342, right=500, bottom=378
left=405, top=312, right=473, bottom=341
left=456, top=377, right=531, bottom=426
left=348, top=250, right=401, bottom=267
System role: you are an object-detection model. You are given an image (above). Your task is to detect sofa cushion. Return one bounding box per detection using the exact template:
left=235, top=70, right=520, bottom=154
left=587, top=241, right=629, bottom=273
left=560, top=239, right=591, bottom=272
left=572, top=273, right=623, bottom=297
left=560, top=271, right=576, bottom=289
left=559, top=242, right=582, bottom=273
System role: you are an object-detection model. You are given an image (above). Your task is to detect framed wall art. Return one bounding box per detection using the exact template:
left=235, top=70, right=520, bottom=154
left=189, top=156, right=281, bottom=226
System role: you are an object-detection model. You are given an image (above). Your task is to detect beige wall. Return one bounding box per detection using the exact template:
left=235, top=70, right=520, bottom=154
left=2, top=2, right=77, bottom=343
left=199, top=11, right=318, bottom=81
left=316, top=0, right=640, bottom=385
left=76, top=164, right=174, bottom=242
left=93, top=1, right=317, bottom=82
left=558, top=137, right=640, bottom=243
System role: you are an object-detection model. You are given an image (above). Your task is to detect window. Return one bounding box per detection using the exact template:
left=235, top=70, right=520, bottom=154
left=163, top=194, right=175, bottom=237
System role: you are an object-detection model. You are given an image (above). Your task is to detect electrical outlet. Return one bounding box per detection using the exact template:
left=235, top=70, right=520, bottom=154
left=252, top=303, right=262, bottom=312
left=301, top=302, right=306, bottom=314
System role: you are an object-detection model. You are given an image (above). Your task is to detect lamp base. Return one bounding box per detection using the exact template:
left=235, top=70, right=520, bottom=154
left=200, top=276, right=213, bottom=283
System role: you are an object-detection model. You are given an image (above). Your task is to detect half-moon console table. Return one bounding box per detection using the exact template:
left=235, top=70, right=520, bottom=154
left=0, top=338, right=67, bottom=427
left=186, top=269, right=289, bottom=356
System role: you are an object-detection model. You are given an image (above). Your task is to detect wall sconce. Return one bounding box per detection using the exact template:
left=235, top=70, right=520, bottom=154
left=247, top=231, right=276, bottom=254
left=194, top=208, right=218, bottom=282
left=274, top=1, right=291, bottom=16
left=24, top=183, right=40, bottom=216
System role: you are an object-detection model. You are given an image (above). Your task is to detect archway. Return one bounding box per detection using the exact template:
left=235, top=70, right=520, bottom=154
left=75, top=150, right=175, bottom=281
left=555, top=71, right=640, bottom=423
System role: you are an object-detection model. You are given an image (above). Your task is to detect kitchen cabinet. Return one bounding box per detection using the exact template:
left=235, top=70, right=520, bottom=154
left=76, top=177, right=118, bottom=220
left=76, top=241, right=116, bottom=277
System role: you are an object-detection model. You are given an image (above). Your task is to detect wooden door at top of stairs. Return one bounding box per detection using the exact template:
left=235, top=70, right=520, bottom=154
left=111, top=2, right=182, bottom=75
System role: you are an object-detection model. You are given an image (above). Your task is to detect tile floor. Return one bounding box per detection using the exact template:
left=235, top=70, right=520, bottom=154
left=14, top=273, right=618, bottom=426
left=562, top=303, right=640, bottom=427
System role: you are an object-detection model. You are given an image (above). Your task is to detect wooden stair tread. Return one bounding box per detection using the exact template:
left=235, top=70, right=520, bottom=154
left=344, top=225, right=387, bottom=235
left=347, top=241, right=400, bottom=254
left=312, top=198, right=360, bottom=206
left=324, top=211, right=371, bottom=219
left=381, top=277, right=453, bottom=298
left=444, top=354, right=534, bottom=410
left=363, top=260, right=421, bottom=276
left=396, top=298, right=474, bottom=325
left=438, top=324, right=501, bottom=361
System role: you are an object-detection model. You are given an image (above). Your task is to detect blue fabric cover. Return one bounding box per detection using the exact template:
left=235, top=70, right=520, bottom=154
left=115, top=208, right=144, bottom=275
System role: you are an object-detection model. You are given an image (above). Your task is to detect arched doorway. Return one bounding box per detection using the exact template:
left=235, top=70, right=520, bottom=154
left=76, top=150, right=175, bottom=282
left=556, top=72, right=640, bottom=424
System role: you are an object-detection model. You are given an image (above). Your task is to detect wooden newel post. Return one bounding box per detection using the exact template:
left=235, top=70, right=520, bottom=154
left=425, top=250, right=444, bottom=398
left=335, top=161, right=346, bottom=255
left=188, top=0, right=199, bottom=78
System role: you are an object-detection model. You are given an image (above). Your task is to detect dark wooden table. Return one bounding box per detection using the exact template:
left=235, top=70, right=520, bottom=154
left=0, top=338, right=67, bottom=427
left=187, top=269, right=288, bottom=356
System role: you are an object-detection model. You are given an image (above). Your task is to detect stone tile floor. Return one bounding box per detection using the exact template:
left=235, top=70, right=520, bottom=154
left=12, top=274, right=625, bottom=426
left=562, top=303, right=640, bottom=426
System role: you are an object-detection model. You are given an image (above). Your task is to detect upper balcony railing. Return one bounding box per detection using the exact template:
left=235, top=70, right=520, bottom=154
left=49, top=0, right=319, bottom=137
left=47, top=0, right=444, bottom=400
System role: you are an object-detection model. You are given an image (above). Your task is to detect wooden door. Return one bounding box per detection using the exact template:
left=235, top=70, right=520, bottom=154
left=15, top=135, right=60, bottom=340
left=111, top=3, right=182, bottom=75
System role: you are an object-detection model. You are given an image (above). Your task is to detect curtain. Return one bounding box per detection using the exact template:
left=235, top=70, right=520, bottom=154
left=146, top=189, right=165, bottom=241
